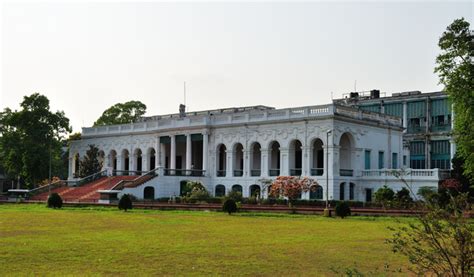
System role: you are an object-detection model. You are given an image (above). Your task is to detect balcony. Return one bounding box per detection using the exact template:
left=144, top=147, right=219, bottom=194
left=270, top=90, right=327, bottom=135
left=290, top=168, right=302, bottom=176
left=164, top=169, right=205, bottom=177
left=269, top=169, right=280, bottom=176
left=250, top=169, right=261, bottom=177
left=360, top=169, right=450, bottom=181
left=340, top=169, right=354, bottom=176
left=216, top=170, right=226, bottom=177
left=407, top=125, right=424, bottom=134
left=310, top=168, right=324, bottom=176
left=233, top=170, right=244, bottom=177
left=431, top=124, right=451, bottom=133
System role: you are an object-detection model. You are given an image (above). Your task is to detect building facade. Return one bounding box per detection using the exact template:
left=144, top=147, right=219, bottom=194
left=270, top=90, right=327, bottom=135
left=69, top=102, right=448, bottom=202
left=334, top=90, right=454, bottom=170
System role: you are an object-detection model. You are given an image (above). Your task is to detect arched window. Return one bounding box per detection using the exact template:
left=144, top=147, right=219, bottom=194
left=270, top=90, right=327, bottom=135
left=340, top=183, right=345, bottom=200
left=289, top=140, right=302, bottom=176
left=215, top=185, right=226, bottom=197
left=250, top=142, right=261, bottom=176
left=269, top=141, right=281, bottom=176
left=217, top=144, right=227, bottom=177
left=249, top=184, right=261, bottom=198
left=349, top=183, right=355, bottom=200
left=233, top=143, right=244, bottom=177
left=144, top=186, right=155, bottom=200
left=311, top=139, right=324, bottom=176
left=309, top=185, right=323, bottom=200
left=232, top=184, right=243, bottom=194
left=339, top=133, right=354, bottom=176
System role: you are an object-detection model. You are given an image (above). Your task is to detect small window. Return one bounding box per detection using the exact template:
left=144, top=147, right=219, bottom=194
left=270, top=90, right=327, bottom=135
left=378, top=151, right=384, bottom=169
left=403, top=155, right=407, bottom=166
left=392, top=153, right=398, bottom=169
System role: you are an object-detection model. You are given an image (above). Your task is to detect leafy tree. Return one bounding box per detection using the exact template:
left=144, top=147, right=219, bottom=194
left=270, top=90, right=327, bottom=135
left=269, top=176, right=317, bottom=207
left=387, top=192, right=473, bottom=276
left=434, top=18, right=474, bottom=182
left=0, top=93, right=71, bottom=187
left=389, top=171, right=473, bottom=276
left=94, top=101, right=146, bottom=126
left=118, top=194, right=133, bottom=211
left=78, top=145, right=103, bottom=177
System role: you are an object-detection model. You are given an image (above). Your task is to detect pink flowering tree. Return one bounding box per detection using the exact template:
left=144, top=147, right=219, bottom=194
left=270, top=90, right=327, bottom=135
left=269, top=176, right=318, bottom=206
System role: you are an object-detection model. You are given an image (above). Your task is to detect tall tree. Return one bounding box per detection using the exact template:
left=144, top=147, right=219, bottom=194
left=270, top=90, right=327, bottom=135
left=0, top=93, right=71, bottom=187
left=78, top=145, right=103, bottom=177
left=434, top=18, right=474, bottom=182
left=94, top=101, right=146, bottom=126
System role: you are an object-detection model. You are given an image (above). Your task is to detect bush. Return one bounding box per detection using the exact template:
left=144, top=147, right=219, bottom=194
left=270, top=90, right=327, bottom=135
left=223, top=199, right=238, bottom=215
left=186, top=189, right=211, bottom=203
left=226, top=190, right=243, bottom=203
left=374, top=185, right=395, bottom=208
left=394, top=187, right=413, bottom=208
left=118, top=194, right=133, bottom=211
left=335, top=201, right=351, bottom=218
left=47, top=193, right=63, bottom=209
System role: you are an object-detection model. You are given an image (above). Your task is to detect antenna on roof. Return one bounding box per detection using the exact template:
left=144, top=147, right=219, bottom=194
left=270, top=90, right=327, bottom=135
left=184, top=81, right=186, bottom=111
left=354, top=80, right=357, bottom=92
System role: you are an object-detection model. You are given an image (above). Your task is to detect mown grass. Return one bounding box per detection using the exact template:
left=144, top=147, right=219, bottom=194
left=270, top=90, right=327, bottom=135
left=0, top=204, right=412, bottom=276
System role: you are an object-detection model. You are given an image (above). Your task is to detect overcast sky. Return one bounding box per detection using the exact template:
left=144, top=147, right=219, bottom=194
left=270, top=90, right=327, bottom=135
left=1, top=1, right=472, bottom=132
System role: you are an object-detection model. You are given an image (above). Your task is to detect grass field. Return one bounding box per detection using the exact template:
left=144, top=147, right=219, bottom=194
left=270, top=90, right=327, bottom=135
left=0, top=204, right=412, bottom=276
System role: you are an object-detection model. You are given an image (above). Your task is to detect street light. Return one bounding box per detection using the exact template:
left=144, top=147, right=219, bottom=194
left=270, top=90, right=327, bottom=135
left=325, top=129, right=332, bottom=213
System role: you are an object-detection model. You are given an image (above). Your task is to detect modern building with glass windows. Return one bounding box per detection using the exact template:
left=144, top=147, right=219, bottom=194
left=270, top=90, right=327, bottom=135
left=334, top=90, right=454, bottom=171
left=69, top=98, right=449, bottom=202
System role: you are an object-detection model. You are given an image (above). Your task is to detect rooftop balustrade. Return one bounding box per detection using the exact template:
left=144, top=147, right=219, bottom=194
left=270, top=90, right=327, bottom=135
left=81, top=104, right=402, bottom=138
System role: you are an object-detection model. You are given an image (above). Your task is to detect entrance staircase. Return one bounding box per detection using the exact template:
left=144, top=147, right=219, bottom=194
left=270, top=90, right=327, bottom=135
left=29, top=176, right=136, bottom=202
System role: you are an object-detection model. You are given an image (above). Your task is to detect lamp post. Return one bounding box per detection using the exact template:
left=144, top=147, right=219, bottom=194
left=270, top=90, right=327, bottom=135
left=325, top=129, right=332, bottom=215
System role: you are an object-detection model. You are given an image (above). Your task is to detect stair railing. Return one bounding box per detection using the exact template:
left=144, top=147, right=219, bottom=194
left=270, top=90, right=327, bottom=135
left=110, top=167, right=161, bottom=191
left=67, top=170, right=108, bottom=187
left=27, top=179, right=66, bottom=197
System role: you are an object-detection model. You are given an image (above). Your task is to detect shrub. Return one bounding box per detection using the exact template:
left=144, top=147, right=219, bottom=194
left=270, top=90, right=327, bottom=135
left=47, top=193, right=63, bottom=209
left=118, top=194, right=133, bottom=211
left=226, top=190, right=243, bottom=203
left=335, top=201, right=351, bottom=218
left=223, top=199, right=238, bottom=215
left=187, top=189, right=211, bottom=203
left=374, top=185, right=395, bottom=208
left=394, top=187, right=413, bottom=208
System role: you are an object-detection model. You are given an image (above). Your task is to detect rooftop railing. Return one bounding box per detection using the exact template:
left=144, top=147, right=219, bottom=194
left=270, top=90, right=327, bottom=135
left=80, top=104, right=402, bottom=138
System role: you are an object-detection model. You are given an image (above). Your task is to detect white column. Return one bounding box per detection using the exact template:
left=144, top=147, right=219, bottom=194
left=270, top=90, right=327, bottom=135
left=403, top=101, right=408, bottom=133
left=170, top=135, right=176, bottom=171
left=68, top=156, right=73, bottom=179
left=302, top=146, right=310, bottom=176
left=226, top=150, right=233, bottom=177
left=155, top=136, right=161, bottom=167
left=202, top=131, right=209, bottom=176
left=142, top=153, right=149, bottom=174
left=186, top=134, right=192, bottom=172
left=116, top=155, right=123, bottom=175
left=261, top=148, right=269, bottom=177
left=244, top=149, right=251, bottom=177
left=160, top=143, right=166, bottom=168
left=280, top=147, right=289, bottom=176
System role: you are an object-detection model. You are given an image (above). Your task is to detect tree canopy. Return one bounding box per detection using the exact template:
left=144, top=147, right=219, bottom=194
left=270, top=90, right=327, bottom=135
left=93, top=101, right=147, bottom=126
left=0, top=93, right=71, bottom=187
left=434, top=18, right=474, bottom=182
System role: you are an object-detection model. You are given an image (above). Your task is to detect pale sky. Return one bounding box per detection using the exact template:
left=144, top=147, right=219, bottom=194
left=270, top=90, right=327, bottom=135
left=1, top=1, right=472, bottom=133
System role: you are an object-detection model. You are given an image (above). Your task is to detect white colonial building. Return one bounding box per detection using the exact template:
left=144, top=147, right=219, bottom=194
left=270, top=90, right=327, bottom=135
left=69, top=103, right=448, bottom=202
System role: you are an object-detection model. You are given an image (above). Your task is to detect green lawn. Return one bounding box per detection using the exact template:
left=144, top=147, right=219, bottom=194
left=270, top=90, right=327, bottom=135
left=0, top=204, right=411, bottom=276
